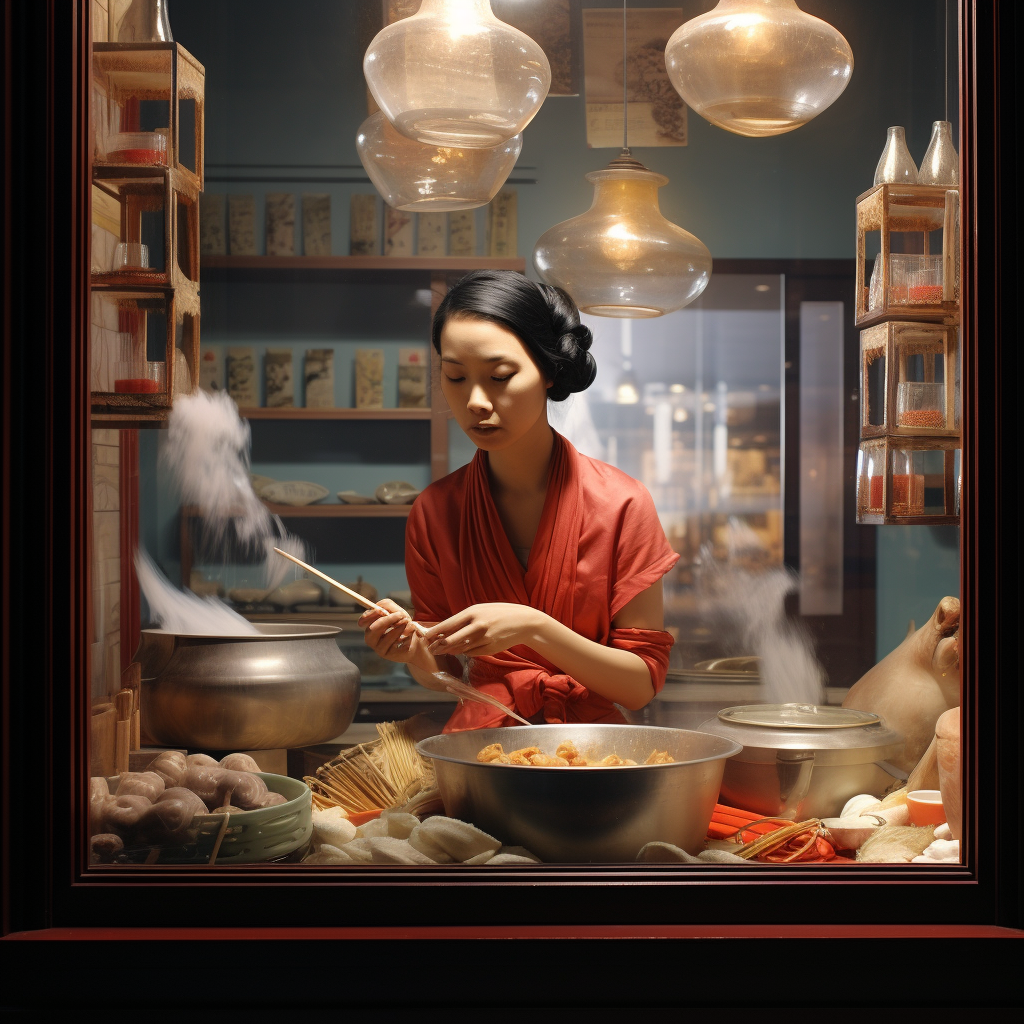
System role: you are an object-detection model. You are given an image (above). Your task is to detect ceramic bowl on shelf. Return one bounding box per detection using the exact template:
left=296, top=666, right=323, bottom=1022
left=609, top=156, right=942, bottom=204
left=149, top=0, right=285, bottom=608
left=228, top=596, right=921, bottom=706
left=250, top=474, right=276, bottom=496
left=228, top=587, right=272, bottom=609
left=261, top=480, right=330, bottom=506
left=336, top=490, right=379, bottom=504
left=375, top=480, right=421, bottom=504
left=267, top=579, right=324, bottom=609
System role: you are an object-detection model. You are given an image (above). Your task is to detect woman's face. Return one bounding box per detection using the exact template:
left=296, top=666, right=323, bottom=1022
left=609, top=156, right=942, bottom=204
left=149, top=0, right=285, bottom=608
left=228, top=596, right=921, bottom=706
left=439, top=315, right=551, bottom=452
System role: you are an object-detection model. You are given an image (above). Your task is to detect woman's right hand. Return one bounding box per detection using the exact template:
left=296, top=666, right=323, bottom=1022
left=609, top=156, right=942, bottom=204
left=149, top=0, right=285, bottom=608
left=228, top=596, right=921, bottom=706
left=358, top=599, right=431, bottom=668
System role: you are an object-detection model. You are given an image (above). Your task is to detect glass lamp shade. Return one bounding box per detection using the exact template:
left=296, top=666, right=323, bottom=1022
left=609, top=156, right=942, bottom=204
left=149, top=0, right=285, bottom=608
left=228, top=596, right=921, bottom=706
left=664, top=0, right=853, bottom=138
left=356, top=111, right=521, bottom=211
left=363, top=0, right=551, bottom=148
left=533, top=156, right=712, bottom=319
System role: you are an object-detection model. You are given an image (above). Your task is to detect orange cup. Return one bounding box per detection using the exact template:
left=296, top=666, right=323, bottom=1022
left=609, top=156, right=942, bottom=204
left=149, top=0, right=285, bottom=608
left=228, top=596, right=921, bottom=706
left=907, top=789, right=947, bottom=827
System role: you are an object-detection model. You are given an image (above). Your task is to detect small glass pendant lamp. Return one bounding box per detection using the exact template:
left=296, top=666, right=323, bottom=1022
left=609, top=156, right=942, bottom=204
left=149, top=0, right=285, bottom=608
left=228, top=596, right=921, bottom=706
left=533, top=3, right=711, bottom=318
left=356, top=111, right=521, bottom=211
left=363, top=0, right=551, bottom=149
left=664, top=0, right=853, bottom=138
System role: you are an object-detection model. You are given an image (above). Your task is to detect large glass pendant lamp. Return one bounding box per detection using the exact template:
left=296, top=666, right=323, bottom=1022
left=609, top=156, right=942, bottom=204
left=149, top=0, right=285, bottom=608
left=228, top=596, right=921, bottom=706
left=356, top=111, right=521, bottom=211
left=664, top=0, right=853, bottom=138
left=363, top=0, right=551, bottom=149
left=533, top=4, right=711, bottom=318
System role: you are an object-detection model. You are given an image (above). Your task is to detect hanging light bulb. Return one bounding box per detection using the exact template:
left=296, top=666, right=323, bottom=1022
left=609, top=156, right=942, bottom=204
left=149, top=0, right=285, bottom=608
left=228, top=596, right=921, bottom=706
left=533, top=3, right=711, bottom=318
left=664, top=0, right=853, bottom=138
left=363, top=0, right=551, bottom=149
left=356, top=111, right=521, bottom=211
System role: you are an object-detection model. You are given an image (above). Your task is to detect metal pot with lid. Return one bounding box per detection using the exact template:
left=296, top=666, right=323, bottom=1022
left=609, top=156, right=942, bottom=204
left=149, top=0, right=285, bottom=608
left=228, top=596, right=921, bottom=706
left=698, top=703, right=906, bottom=821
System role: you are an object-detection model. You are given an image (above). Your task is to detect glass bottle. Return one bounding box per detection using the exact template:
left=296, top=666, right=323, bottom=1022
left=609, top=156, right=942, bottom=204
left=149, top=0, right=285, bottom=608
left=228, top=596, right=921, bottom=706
left=363, top=0, right=551, bottom=149
left=918, top=120, right=959, bottom=186
left=533, top=154, right=712, bottom=319
left=873, top=126, right=918, bottom=185
left=356, top=111, right=521, bottom=211
left=664, top=0, right=854, bottom=138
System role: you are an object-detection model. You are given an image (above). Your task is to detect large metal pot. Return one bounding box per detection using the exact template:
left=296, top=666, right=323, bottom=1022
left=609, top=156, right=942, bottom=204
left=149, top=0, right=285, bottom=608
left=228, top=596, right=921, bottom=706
left=698, top=703, right=906, bottom=820
left=416, top=724, right=742, bottom=863
left=136, top=624, right=360, bottom=750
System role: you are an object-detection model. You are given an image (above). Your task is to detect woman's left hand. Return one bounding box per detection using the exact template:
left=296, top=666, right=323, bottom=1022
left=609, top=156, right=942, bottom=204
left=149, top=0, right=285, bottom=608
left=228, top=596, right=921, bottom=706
left=422, top=603, right=543, bottom=658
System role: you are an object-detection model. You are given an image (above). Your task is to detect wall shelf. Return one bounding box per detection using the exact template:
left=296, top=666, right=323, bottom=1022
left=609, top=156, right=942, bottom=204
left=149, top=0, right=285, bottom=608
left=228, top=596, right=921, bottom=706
left=201, top=255, right=525, bottom=272
left=181, top=502, right=414, bottom=519
left=239, top=407, right=431, bottom=421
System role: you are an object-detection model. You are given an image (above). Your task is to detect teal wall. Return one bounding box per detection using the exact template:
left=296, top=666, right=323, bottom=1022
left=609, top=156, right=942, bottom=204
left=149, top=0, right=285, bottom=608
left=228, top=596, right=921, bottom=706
left=141, top=0, right=960, bottom=656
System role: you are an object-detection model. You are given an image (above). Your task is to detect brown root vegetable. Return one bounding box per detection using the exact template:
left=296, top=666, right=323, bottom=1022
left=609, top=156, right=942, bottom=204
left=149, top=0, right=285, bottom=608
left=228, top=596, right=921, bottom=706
left=843, top=596, right=960, bottom=772
left=219, top=752, right=261, bottom=773
left=256, top=792, right=287, bottom=809
left=147, top=750, right=187, bottom=787
left=139, top=791, right=206, bottom=842
left=90, top=778, right=114, bottom=836
left=180, top=765, right=269, bottom=811
left=102, top=794, right=152, bottom=835
left=90, top=833, right=124, bottom=864
left=935, top=706, right=961, bottom=841
left=186, top=752, right=220, bottom=768
left=115, top=771, right=165, bottom=802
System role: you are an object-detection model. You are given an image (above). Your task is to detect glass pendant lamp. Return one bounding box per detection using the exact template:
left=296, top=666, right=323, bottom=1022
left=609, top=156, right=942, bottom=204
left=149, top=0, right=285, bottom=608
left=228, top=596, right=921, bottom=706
left=356, top=111, right=521, bottom=211
left=363, top=0, right=551, bottom=149
left=664, top=0, right=853, bottom=138
left=533, top=3, right=711, bottom=318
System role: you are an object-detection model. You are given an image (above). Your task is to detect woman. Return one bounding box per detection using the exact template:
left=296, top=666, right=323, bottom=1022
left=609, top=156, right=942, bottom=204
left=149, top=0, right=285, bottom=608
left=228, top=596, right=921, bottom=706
left=359, top=270, right=678, bottom=731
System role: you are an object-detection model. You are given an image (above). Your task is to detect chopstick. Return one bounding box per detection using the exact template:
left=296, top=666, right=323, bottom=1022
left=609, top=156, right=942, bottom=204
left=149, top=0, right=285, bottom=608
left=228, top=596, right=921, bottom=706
left=271, top=547, right=532, bottom=727
left=272, top=547, right=429, bottom=636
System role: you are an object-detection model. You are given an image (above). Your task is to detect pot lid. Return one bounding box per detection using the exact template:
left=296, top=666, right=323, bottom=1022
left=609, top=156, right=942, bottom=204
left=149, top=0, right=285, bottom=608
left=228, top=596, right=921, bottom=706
left=718, top=703, right=880, bottom=730
left=699, top=703, right=904, bottom=765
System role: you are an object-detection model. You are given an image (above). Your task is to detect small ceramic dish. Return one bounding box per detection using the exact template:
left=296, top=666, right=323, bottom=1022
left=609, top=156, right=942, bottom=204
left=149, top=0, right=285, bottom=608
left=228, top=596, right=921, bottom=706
left=337, top=491, right=379, bottom=504
left=250, top=474, right=276, bottom=496
left=375, top=480, right=421, bottom=505
left=821, top=814, right=886, bottom=851
left=261, top=480, right=330, bottom=506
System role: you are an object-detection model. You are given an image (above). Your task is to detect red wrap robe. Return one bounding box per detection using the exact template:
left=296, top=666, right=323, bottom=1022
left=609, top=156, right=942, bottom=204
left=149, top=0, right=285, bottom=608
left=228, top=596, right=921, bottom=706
left=405, top=432, right=679, bottom=732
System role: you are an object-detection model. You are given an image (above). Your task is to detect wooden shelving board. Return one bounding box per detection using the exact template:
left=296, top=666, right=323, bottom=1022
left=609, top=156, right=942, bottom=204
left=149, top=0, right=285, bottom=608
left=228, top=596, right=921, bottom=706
left=239, top=407, right=430, bottom=421
left=181, top=502, right=413, bottom=519
left=201, top=255, right=526, bottom=272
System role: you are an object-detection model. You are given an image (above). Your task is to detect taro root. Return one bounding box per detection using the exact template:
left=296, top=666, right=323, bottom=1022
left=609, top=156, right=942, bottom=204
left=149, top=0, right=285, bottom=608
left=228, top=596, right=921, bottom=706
left=186, top=752, right=220, bottom=768
left=843, top=596, right=960, bottom=772
left=90, top=833, right=124, bottom=864
left=139, top=788, right=208, bottom=842
left=90, top=777, right=115, bottom=836
left=935, top=707, right=961, bottom=840
left=115, top=771, right=165, bottom=802
left=180, top=765, right=269, bottom=811
left=219, top=752, right=261, bottom=773
left=257, top=792, right=287, bottom=809
left=102, top=794, right=152, bottom=835
left=147, top=750, right=187, bottom=787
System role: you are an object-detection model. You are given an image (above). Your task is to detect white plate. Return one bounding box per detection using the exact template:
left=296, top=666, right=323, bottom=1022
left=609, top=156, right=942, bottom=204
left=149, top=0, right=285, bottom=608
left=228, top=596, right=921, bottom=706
left=250, top=474, right=276, bottom=496
left=336, top=491, right=379, bottom=504
left=261, top=480, right=330, bottom=506
left=375, top=480, right=421, bottom=505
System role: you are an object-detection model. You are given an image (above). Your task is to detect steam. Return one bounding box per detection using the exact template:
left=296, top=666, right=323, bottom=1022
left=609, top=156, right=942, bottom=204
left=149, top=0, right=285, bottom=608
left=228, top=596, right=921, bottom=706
left=139, top=390, right=308, bottom=633
left=696, top=544, right=825, bottom=705
left=135, top=548, right=258, bottom=636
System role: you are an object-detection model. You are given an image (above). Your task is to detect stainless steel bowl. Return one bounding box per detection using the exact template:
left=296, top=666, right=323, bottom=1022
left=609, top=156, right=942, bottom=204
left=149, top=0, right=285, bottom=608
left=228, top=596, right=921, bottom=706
left=698, top=703, right=906, bottom=820
left=416, top=724, right=742, bottom=863
left=137, top=624, right=360, bottom=750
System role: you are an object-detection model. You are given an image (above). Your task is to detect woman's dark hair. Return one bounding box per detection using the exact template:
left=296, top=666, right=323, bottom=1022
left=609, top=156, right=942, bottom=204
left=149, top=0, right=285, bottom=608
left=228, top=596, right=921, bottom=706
left=431, top=270, right=597, bottom=402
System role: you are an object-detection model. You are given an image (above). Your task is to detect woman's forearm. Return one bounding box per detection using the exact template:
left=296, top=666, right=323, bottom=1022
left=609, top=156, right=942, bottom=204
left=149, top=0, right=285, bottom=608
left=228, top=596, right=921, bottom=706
left=526, top=613, right=654, bottom=710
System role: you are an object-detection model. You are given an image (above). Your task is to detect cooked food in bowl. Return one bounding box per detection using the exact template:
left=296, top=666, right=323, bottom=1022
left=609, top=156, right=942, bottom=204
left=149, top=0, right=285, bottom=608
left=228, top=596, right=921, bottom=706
left=477, top=739, right=674, bottom=767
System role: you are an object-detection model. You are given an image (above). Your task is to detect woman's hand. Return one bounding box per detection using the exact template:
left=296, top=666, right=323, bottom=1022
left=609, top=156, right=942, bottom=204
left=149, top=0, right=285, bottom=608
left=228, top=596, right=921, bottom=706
left=422, top=603, right=544, bottom=658
left=358, top=599, right=431, bottom=668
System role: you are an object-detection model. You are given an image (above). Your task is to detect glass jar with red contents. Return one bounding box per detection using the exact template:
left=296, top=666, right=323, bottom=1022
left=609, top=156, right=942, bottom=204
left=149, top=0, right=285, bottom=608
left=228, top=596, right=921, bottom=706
left=104, top=131, right=167, bottom=166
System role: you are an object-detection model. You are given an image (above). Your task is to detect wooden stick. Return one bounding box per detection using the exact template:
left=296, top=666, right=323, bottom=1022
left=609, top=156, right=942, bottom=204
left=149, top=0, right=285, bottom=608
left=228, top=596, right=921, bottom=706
left=272, top=547, right=428, bottom=635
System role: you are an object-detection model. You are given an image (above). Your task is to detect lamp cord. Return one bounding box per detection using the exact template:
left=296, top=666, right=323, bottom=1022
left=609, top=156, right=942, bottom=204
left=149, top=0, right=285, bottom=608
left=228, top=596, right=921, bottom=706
left=622, top=0, right=629, bottom=154
left=944, top=0, right=948, bottom=122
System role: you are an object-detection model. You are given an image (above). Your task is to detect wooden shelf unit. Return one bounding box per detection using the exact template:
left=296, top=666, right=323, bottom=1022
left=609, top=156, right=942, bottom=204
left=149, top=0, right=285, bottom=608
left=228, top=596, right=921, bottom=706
left=201, top=255, right=526, bottom=272
left=238, top=407, right=431, bottom=421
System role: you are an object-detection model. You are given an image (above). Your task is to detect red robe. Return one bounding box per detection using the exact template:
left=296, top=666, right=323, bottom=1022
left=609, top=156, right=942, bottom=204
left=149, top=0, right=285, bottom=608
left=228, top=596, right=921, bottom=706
left=405, top=432, right=679, bottom=732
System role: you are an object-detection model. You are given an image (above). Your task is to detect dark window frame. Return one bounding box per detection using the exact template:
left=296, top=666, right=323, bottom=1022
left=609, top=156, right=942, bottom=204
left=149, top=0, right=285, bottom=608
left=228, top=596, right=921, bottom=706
left=2, top=1, right=1021, bottom=966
